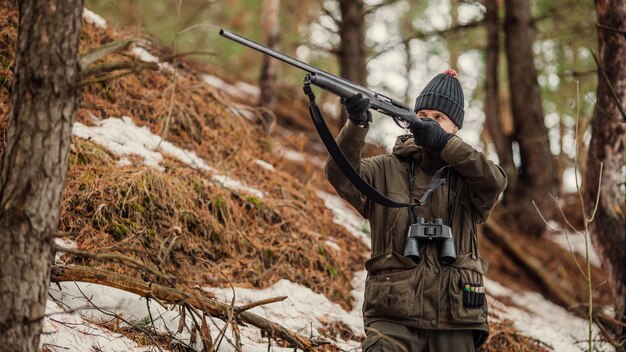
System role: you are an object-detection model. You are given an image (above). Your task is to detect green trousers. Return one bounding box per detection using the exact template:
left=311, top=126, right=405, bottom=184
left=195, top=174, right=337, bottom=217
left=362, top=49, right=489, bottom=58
left=362, top=321, right=475, bottom=352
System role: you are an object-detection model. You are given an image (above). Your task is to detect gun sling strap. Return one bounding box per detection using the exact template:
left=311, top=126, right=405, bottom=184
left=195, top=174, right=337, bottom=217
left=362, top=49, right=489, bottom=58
left=303, top=78, right=449, bottom=209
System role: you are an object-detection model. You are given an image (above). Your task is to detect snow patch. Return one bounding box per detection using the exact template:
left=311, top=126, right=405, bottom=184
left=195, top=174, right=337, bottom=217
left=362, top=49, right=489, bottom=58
left=206, top=278, right=365, bottom=350
left=255, top=159, right=275, bottom=171
left=72, top=116, right=266, bottom=198
left=73, top=116, right=214, bottom=172
left=324, top=240, right=341, bottom=251
left=278, top=148, right=324, bottom=167
left=47, top=279, right=364, bottom=351
left=54, top=238, right=77, bottom=264
left=212, top=174, right=265, bottom=199
left=316, top=191, right=370, bottom=248
left=202, top=74, right=259, bottom=100
left=82, top=8, right=107, bottom=29
left=547, top=229, right=602, bottom=268
left=486, top=279, right=614, bottom=352
left=41, top=300, right=149, bottom=352
left=131, top=46, right=176, bottom=73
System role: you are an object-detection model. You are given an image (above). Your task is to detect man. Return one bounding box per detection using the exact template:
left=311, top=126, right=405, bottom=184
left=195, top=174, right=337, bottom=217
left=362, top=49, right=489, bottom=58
left=324, top=69, right=507, bottom=352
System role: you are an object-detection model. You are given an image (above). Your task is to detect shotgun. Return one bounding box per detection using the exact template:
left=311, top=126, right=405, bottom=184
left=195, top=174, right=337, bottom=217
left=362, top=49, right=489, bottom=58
left=219, top=29, right=418, bottom=125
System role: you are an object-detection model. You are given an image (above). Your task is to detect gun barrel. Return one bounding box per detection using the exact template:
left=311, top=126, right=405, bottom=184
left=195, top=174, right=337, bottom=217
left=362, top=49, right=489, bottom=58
left=220, top=29, right=373, bottom=96
left=220, top=28, right=418, bottom=124
left=220, top=29, right=320, bottom=75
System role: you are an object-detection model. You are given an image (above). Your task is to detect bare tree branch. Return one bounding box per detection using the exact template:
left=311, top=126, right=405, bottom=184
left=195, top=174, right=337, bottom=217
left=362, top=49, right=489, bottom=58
left=364, top=0, right=401, bottom=16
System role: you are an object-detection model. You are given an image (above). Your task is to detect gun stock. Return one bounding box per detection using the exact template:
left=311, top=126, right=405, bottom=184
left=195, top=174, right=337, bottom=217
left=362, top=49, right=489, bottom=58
left=219, top=29, right=417, bottom=124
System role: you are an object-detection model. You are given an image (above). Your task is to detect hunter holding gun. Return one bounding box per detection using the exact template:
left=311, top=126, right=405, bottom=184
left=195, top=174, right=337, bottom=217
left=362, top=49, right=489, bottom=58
left=325, top=69, right=507, bottom=352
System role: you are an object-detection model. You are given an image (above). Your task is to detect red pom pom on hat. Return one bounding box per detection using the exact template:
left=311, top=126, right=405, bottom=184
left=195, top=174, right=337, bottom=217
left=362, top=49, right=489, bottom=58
left=443, top=69, right=458, bottom=78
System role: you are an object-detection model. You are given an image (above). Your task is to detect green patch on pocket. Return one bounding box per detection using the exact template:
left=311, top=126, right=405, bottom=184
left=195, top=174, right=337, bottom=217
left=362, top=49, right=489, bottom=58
left=449, top=254, right=488, bottom=323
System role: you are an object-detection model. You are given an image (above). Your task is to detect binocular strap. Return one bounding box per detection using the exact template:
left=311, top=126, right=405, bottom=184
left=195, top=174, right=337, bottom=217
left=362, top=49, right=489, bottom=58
left=407, top=161, right=451, bottom=222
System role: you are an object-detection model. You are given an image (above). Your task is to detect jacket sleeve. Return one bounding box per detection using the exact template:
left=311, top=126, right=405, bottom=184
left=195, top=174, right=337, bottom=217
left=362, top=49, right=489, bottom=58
left=440, top=136, right=507, bottom=223
left=323, top=122, right=383, bottom=218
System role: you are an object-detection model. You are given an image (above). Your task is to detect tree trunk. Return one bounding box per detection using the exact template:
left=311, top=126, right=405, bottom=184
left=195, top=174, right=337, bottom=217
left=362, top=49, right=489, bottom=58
left=337, top=0, right=367, bottom=127
left=587, top=1, right=626, bottom=346
left=483, top=0, right=517, bottom=188
left=258, top=0, right=280, bottom=133
left=447, top=0, right=460, bottom=72
left=0, top=1, right=83, bottom=350
left=502, top=0, right=559, bottom=236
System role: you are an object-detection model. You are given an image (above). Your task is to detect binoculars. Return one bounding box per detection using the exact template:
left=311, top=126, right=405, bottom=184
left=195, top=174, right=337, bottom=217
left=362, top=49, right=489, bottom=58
left=404, top=217, right=457, bottom=265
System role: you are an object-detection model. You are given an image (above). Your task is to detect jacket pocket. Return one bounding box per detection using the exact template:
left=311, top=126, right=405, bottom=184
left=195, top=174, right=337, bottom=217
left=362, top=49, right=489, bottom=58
left=361, top=335, right=383, bottom=352
left=363, top=268, right=419, bottom=318
left=449, top=254, right=488, bottom=323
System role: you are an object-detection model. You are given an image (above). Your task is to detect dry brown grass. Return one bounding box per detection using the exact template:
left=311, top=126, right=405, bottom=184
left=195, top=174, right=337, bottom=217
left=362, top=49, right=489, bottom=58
left=479, top=320, right=552, bottom=352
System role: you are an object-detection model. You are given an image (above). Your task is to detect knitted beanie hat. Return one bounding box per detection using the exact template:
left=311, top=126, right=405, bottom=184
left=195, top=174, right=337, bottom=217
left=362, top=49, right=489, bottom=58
left=413, top=69, right=465, bottom=129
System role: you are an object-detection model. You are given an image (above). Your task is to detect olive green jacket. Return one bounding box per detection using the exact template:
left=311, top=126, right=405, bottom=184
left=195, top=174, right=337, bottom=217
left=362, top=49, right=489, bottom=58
left=324, top=123, right=507, bottom=347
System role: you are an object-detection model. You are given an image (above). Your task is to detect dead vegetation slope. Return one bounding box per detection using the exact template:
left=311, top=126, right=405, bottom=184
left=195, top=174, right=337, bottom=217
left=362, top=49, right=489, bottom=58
left=0, top=4, right=367, bottom=311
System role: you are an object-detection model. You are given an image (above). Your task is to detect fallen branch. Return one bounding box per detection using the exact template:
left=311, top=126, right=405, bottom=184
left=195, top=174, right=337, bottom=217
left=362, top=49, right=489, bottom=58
left=483, top=219, right=578, bottom=309
left=81, top=60, right=159, bottom=78
left=80, top=39, right=136, bottom=69
left=53, top=245, right=175, bottom=282
left=50, top=265, right=322, bottom=351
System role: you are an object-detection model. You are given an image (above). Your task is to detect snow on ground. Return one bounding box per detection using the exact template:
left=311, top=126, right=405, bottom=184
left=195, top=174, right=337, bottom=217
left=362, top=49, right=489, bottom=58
left=255, top=159, right=275, bottom=171
left=316, top=190, right=371, bottom=248
left=82, top=8, right=107, bottom=29
left=131, top=45, right=177, bottom=73
left=41, top=300, right=149, bottom=352
left=278, top=147, right=325, bottom=167
left=486, top=279, right=614, bottom=352
left=206, top=277, right=366, bottom=351
left=211, top=174, right=265, bottom=199
left=324, top=239, right=341, bottom=251
left=72, top=116, right=266, bottom=198
left=202, top=74, right=260, bottom=100
left=46, top=282, right=314, bottom=352
left=54, top=238, right=77, bottom=264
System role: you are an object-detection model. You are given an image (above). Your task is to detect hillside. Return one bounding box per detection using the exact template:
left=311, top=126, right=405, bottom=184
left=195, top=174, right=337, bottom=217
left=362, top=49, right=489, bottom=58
left=0, top=4, right=616, bottom=352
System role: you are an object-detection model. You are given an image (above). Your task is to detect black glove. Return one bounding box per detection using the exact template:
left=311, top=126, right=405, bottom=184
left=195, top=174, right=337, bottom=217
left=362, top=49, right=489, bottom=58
left=341, top=93, right=372, bottom=126
left=409, top=118, right=453, bottom=152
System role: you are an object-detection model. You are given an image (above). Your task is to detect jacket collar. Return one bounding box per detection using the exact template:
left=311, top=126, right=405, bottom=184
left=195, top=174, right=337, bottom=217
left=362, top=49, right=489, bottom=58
left=392, top=134, right=447, bottom=174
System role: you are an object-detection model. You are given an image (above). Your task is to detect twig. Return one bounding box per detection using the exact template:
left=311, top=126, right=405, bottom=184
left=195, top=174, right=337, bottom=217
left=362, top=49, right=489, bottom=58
left=587, top=162, right=604, bottom=223
left=364, top=0, right=401, bottom=15
left=591, top=51, right=626, bottom=120
left=548, top=194, right=581, bottom=234
left=231, top=321, right=244, bottom=352
left=235, top=296, right=288, bottom=313
left=74, top=68, right=150, bottom=88
left=80, top=39, right=136, bottom=69
left=52, top=245, right=175, bottom=281
left=81, top=61, right=159, bottom=78
left=596, top=23, right=626, bottom=35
